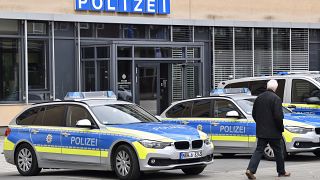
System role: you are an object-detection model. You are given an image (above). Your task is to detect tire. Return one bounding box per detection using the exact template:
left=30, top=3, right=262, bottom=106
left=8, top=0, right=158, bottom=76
left=313, top=151, right=320, bottom=157
left=14, top=143, right=41, bottom=176
left=112, top=145, right=140, bottom=180
left=263, top=141, right=287, bottom=161
left=221, top=153, right=236, bottom=158
left=181, top=166, right=206, bottom=175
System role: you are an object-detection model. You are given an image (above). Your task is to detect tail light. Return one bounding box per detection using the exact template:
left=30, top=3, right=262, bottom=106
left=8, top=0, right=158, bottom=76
left=4, top=128, right=11, bottom=137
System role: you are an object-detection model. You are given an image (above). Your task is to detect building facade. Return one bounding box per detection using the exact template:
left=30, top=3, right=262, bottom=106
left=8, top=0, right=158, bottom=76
left=1, top=0, right=320, bottom=125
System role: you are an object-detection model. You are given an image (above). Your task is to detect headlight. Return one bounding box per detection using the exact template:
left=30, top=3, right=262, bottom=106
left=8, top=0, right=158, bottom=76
left=285, top=126, right=314, bottom=134
left=139, top=140, right=172, bottom=149
left=204, top=138, right=212, bottom=145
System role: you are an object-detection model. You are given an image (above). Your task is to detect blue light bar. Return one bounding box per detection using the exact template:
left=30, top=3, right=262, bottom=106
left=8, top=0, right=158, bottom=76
left=64, top=91, right=117, bottom=100
left=278, top=72, right=289, bottom=75
left=210, top=88, right=251, bottom=96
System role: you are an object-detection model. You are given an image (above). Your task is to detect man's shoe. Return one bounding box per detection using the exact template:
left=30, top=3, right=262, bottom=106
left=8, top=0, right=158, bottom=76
left=278, top=172, right=291, bottom=177
left=245, top=170, right=256, bottom=179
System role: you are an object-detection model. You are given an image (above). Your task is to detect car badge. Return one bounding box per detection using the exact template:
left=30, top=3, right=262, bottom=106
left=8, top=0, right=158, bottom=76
left=46, top=134, right=53, bottom=144
left=197, top=124, right=203, bottom=131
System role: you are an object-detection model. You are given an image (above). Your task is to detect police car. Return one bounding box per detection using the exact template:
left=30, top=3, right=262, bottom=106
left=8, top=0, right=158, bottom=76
left=218, top=71, right=320, bottom=115
left=160, top=88, right=320, bottom=160
left=3, top=92, right=214, bottom=180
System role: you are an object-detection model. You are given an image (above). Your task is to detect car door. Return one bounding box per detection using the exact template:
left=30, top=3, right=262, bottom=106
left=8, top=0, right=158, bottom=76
left=210, top=99, right=249, bottom=151
left=60, top=104, right=101, bottom=164
left=30, top=105, right=64, bottom=162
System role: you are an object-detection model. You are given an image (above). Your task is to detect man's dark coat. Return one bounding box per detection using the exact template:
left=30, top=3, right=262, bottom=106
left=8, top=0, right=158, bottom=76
left=252, top=90, right=284, bottom=139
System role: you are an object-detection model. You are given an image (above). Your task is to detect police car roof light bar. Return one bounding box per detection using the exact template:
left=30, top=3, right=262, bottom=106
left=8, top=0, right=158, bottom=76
left=210, top=88, right=251, bottom=96
left=64, top=91, right=117, bottom=101
left=277, top=71, right=320, bottom=76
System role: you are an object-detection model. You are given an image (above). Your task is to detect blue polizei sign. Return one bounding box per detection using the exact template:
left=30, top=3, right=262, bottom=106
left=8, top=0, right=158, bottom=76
left=75, top=0, right=170, bottom=14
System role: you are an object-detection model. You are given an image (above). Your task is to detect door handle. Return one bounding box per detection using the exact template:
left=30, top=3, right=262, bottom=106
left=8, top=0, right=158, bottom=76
left=31, top=129, right=39, bottom=134
left=181, top=121, right=189, bottom=125
left=211, top=122, right=220, bottom=126
left=61, top=132, right=71, bottom=137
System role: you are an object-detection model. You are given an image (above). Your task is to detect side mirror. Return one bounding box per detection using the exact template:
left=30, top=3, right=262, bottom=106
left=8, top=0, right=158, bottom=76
left=76, top=119, right=92, bottom=128
left=226, top=111, right=240, bottom=118
left=305, top=97, right=320, bottom=105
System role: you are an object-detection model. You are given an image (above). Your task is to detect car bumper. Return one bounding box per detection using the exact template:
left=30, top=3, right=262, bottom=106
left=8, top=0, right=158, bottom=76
left=3, top=150, right=15, bottom=165
left=285, top=132, right=320, bottom=153
left=139, top=143, right=214, bottom=171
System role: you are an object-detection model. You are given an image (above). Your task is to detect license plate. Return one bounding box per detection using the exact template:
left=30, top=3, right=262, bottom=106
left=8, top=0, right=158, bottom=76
left=180, top=150, right=202, bottom=159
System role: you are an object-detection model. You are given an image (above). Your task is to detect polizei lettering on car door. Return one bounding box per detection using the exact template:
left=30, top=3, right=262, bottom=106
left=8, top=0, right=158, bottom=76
left=71, top=137, right=98, bottom=147
left=219, top=125, right=246, bottom=134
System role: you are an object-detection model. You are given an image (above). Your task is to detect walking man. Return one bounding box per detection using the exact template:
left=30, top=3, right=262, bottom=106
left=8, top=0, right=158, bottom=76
left=245, top=80, right=291, bottom=179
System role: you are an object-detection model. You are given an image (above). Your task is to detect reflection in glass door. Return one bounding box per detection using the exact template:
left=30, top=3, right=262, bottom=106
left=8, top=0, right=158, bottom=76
left=137, top=65, right=159, bottom=115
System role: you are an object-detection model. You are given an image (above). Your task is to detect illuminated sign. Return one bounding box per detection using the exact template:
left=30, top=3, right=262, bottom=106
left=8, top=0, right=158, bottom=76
left=75, top=0, right=170, bottom=14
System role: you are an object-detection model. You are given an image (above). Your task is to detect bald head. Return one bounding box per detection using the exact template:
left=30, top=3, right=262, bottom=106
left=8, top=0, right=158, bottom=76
left=267, top=80, right=278, bottom=92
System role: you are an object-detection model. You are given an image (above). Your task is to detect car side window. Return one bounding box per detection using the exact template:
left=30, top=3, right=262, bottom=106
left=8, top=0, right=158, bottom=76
left=192, top=99, right=212, bottom=118
left=213, top=99, right=242, bottom=118
left=225, top=82, right=249, bottom=89
left=166, top=101, right=193, bottom=118
left=66, top=105, right=94, bottom=127
left=42, top=105, right=66, bottom=127
left=16, top=107, right=43, bottom=126
left=292, top=79, right=319, bottom=103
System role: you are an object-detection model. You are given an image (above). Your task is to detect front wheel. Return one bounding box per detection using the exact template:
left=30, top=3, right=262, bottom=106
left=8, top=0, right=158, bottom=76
left=263, top=142, right=287, bottom=161
left=15, top=143, right=41, bottom=176
left=181, top=166, right=206, bottom=175
left=112, top=145, right=140, bottom=180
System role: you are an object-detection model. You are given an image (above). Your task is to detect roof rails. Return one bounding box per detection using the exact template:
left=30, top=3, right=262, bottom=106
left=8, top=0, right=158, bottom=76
left=210, top=88, right=251, bottom=96
left=64, top=91, right=117, bottom=101
left=277, top=71, right=320, bottom=75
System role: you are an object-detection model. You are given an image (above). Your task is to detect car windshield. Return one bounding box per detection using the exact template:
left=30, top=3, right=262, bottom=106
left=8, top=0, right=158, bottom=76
left=92, top=104, right=160, bottom=125
left=236, top=98, right=291, bottom=115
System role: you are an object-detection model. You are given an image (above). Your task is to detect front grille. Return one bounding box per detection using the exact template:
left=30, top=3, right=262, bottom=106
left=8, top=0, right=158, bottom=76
left=315, top=128, right=320, bottom=135
left=192, top=140, right=203, bottom=149
left=174, top=141, right=190, bottom=150
left=148, top=154, right=214, bottom=166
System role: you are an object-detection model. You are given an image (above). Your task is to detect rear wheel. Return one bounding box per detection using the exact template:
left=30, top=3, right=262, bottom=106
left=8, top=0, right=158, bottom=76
left=112, top=145, right=140, bottom=180
left=15, top=143, right=41, bottom=176
left=181, top=166, right=206, bottom=175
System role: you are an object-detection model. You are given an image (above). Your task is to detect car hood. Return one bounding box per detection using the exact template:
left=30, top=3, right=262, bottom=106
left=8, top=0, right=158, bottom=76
left=105, top=123, right=204, bottom=142
left=284, top=113, right=320, bottom=127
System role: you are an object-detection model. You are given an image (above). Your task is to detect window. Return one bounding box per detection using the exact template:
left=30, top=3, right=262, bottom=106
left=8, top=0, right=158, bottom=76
left=249, top=80, right=267, bottom=96
left=225, top=82, right=249, bottom=89
left=43, top=105, right=66, bottom=127
left=80, top=23, right=94, bottom=37
left=134, top=47, right=172, bottom=58
left=122, top=24, right=147, bottom=39
left=16, top=107, right=43, bottom=125
left=192, top=100, right=212, bottom=118
left=66, top=105, right=93, bottom=127
left=292, top=79, right=319, bottom=103
left=54, top=22, right=74, bottom=37
left=97, top=23, right=120, bottom=38
left=0, top=39, right=20, bottom=101
left=166, top=101, right=193, bottom=118
left=28, top=40, right=49, bottom=90
left=214, top=99, right=241, bottom=118
left=27, top=21, right=48, bottom=36
left=149, top=25, right=170, bottom=40
left=0, top=20, right=19, bottom=35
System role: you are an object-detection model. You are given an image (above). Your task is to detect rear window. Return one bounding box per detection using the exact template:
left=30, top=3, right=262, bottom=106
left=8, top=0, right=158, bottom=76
left=16, top=107, right=43, bottom=125
left=166, top=101, right=193, bottom=118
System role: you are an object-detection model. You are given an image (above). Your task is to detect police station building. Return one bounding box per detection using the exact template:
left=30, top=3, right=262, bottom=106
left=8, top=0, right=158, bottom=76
left=1, top=0, right=320, bottom=124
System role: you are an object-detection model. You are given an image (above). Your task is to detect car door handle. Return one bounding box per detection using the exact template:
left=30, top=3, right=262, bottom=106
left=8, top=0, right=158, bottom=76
left=31, top=129, right=39, bottom=134
left=181, top=121, right=189, bottom=125
left=211, top=122, right=220, bottom=126
left=61, top=132, right=71, bottom=137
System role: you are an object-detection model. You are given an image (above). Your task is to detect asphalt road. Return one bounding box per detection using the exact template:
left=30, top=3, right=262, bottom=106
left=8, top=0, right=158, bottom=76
left=1, top=137, right=320, bottom=180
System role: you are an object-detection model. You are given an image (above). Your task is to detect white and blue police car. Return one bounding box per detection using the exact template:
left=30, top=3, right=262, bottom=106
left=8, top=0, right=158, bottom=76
left=3, top=91, right=214, bottom=180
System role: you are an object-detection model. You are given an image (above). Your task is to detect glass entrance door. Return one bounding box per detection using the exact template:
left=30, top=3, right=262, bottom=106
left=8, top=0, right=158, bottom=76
left=136, top=64, right=159, bottom=115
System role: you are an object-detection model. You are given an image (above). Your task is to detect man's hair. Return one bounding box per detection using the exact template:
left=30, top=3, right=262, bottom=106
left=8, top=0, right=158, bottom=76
left=267, top=79, right=278, bottom=92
